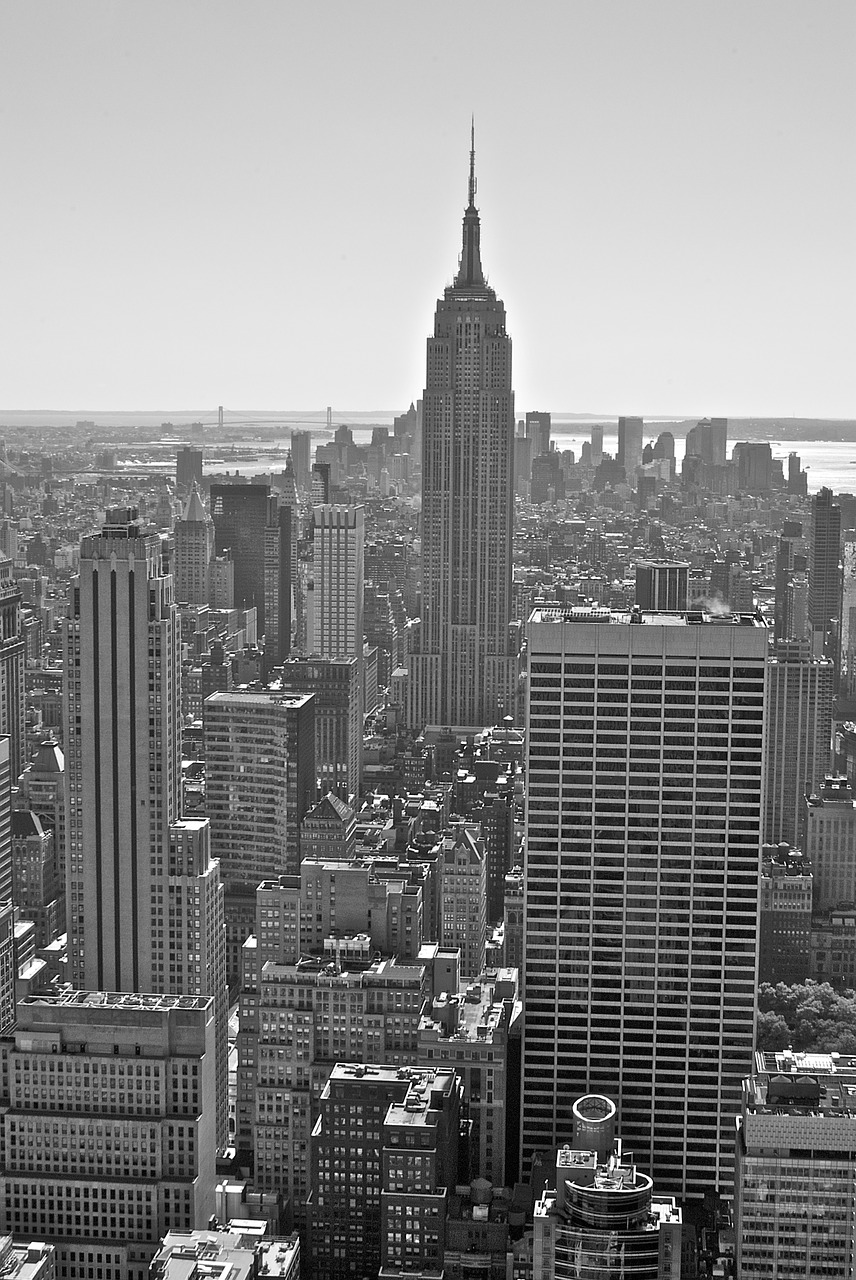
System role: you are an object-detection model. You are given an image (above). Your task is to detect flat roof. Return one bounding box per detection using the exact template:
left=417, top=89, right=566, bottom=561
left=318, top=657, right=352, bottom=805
left=19, top=990, right=211, bottom=1011
left=529, top=607, right=766, bottom=628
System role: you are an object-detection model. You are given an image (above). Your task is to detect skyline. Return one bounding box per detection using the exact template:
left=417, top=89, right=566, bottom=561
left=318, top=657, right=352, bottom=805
left=0, top=0, right=853, bottom=417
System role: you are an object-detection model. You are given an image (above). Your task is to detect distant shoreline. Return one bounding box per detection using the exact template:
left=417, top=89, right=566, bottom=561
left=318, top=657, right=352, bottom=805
left=0, top=410, right=854, bottom=444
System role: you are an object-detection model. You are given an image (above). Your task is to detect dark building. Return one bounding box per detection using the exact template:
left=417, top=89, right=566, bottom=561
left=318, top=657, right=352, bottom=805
left=758, top=843, right=812, bottom=984
left=530, top=452, right=565, bottom=504
left=774, top=521, right=807, bottom=642
left=809, top=487, right=843, bottom=667
left=635, top=561, right=689, bottom=612
left=210, top=484, right=292, bottom=669
left=734, top=441, right=773, bottom=494
left=0, top=559, right=25, bottom=782
left=525, top=411, right=551, bottom=457
left=176, top=445, right=203, bottom=492
left=279, top=657, right=361, bottom=799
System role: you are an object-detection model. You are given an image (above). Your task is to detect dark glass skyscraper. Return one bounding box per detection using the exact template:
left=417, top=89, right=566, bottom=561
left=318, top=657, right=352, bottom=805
left=407, top=130, right=516, bottom=730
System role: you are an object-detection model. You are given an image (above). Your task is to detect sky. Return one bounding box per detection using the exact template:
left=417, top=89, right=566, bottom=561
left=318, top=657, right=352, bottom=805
left=0, top=0, right=853, bottom=417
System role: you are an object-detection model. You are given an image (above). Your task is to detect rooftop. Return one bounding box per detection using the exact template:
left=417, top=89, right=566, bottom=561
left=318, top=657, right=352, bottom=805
left=529, top=606, right=766, bottom=627
left=19, top=990, right=211, bottom=1011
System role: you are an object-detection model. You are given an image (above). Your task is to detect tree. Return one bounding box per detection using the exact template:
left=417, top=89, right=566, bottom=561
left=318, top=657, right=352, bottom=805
left=757, top=980, right=856, bottom=1053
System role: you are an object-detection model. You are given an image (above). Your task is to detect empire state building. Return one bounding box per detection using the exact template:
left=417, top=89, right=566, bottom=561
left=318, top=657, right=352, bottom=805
left=408, top=131, right=517, bottom=730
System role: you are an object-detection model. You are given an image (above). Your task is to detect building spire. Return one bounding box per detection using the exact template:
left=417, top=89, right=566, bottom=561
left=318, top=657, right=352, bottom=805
left=468, top=115, right=477, bottom=209
left=455, top=119, right=485, bottom=290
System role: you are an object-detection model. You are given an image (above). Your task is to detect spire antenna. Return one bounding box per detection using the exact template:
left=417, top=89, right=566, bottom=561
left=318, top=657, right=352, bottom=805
left=468, top=116, right=477, bottom=208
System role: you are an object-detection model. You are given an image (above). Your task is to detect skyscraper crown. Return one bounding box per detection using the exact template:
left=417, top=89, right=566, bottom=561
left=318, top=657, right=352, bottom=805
left=454, top=120, right=486, bottom=291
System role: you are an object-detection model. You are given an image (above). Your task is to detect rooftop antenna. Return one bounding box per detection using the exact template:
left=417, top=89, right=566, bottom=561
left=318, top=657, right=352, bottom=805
left=468, top=116, right=477, bottom=207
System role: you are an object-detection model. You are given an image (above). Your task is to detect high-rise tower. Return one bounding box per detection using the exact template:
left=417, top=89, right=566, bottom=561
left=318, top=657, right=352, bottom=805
left=522, top=605, right=767, bottom=1199
left=408, top=127, right=516, bottom=730
left=809, top=486, right=843, bottom=667
left=174, top=482, right=214, bottom=606
left=310, top=504, right=364, bottom=662
left=0, top=557, right=25, bottom=782
left=61, top=509, right=227, bottom=1143
left=64, top=510, right=181, bottom=993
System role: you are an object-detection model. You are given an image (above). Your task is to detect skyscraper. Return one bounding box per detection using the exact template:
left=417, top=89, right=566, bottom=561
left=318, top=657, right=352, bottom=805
left=809, top=486, right=843, bottom=665
left=765, top=638, right=833, bottom=847
left=176, top=445, right=203, bottom=492
left=0, top=557, right=25, bottom=782
left=310, top=504, right=364, bottom=662
left=203, top=689, right=315, bottom=986
left=407, top=129, right=516, bottom=730
left=290, top=429, right=311, bottom=489
left=64, top=510, right=180, bottom=993
left=617, top=416, right=644, bottom=484
left=174, top=483, right=214, bottom=606
left=522, top=605, right=767, bottom=1198
left=61, top=509, right=227, bottom=1144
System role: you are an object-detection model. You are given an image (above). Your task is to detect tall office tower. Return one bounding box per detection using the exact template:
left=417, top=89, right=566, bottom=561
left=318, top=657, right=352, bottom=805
left=709, top=416, right=727, bottom=466
left=685, top=417, right=727, bottom=469
left=526, top=411, right=551, bottom=457
left=176, top=445, right=203, bottom=492
left=804, top=775, right=856, bottom=909
left=774, top=521, right=807, bottom=641
left=279, top=656, right=361, bottom=799
left=290, top=429, right=311, bottom=490
left=765, top=639, right=833, bottom=847
left=635, top=561, right=689, bottom=612
left=264, top=502, right=293, bottom=670
left=210, top=484, right=268, bottom=624
left=0, top=558, right=25, bottom=783
left=533, top=1096, right=682, bottom=1280
left=203, top=690, right=315, bottom=986
left=0, top=901, right=13, bottom=1035
left=522, top=606, right=767, bottom=1198
left=734, top=442, right=773, bottom=494
left=63, top=509, right=180, bottom=992
left=174, top=484, right=214, bottom=606
left=62, top=510, right=227, bottom=1145
left=809, top=487, right=843, bottom=665
left=735, top=1050, right=856, bottom=1279
left=0, top=990, right=218, bottom=1280
left=589, top=424, right=603, bottom=465
left=310, top=505, right=364, bottom=661
left=0, top=738, right=11, bottom=906
left=788, top=451, right=808, bottom=496
left=17, top=736, right=66, bottom=883
left=617, top=416, right=643, bottom=483
left=408, top=131, right=516, bottom=731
